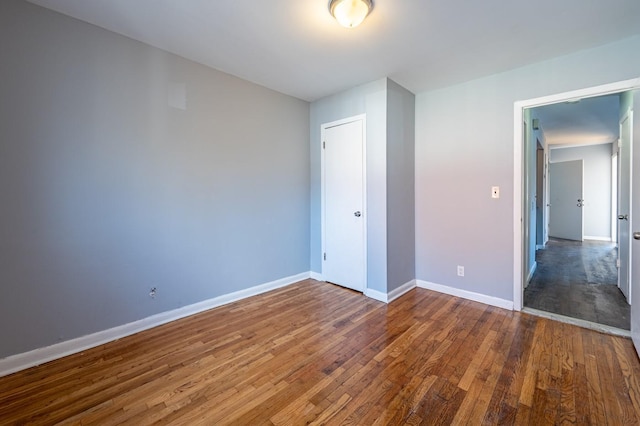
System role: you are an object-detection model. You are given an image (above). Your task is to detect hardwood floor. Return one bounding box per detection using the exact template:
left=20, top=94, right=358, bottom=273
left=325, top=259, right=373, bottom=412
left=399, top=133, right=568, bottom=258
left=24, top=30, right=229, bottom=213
left=2, top=279, right=640, bottom=425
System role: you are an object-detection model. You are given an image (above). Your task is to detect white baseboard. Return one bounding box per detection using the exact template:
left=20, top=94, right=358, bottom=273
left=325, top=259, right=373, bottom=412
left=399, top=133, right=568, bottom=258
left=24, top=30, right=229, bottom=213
left=584, top=236, right=612, bottom=242
left=309, top=271, right=323, bottom=281
left=311, top=274, right=404, bottom=304
left=0, top=271, right=310, bottom=378
left=416, top=280, right=514, bottom=311
left=364, top=288, right=388, bottom=303
left=364, top=279, right=417, bottom=303
left=387, top=279, right=417, bottom=303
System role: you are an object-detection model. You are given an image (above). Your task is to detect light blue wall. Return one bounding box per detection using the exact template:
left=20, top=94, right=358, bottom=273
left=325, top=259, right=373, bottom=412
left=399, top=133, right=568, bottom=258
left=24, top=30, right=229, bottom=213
left=416, top=35, right=640, bottom=301
left=0, top=0, right=310, bottom=358
left=550, top=144, right=614, bottom=239
left=310, top=79, right=388, bottom=293
left=386, top=80, right=416, bottom=291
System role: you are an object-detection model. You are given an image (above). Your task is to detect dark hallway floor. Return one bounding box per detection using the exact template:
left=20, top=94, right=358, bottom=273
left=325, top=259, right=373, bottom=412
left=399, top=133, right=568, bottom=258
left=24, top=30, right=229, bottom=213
left=524, top=238, right=630, bottom=330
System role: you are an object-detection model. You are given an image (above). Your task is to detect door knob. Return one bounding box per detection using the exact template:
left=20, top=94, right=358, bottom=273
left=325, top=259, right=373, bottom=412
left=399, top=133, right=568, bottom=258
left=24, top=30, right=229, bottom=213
left=354, top=211, right=361, bottom=217
left=619, top=214, right=629, bottom=220
left=634, top=232, right=640, bottom=240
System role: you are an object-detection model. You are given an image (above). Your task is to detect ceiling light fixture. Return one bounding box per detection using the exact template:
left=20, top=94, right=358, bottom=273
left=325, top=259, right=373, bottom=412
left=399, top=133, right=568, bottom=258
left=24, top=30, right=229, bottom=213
left=329, top=0, right=373, bottom=28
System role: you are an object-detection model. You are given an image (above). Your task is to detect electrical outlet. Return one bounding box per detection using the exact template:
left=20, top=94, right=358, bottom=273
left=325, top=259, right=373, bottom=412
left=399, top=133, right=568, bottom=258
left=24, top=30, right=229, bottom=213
left=457, top=266, right=465, bottom=277
left=149, top=287, right=157, bottom=298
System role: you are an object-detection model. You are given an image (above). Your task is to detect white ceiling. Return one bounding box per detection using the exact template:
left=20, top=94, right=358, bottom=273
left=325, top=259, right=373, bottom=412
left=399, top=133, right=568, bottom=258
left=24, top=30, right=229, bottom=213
left=26, top=0, right=640, bottom=102
left=533, top=94, right=621, bottom=148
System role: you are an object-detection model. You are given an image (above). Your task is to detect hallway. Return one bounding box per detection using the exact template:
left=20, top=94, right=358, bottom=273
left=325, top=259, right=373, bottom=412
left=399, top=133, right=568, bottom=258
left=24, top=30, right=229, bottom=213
left=524, top=238, right=630, bottom=330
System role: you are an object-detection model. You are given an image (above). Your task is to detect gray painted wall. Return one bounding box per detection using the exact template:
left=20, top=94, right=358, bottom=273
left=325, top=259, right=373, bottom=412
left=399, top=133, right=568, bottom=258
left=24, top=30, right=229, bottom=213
left=0, top=0, right=310, bottom=358
left=550, top=144, right=614, bottom=239
left=310, top=79, right=388, bottom=293
left=416, top=35, right=640, bottom=301
left=386, top=80, right=416, bottom=291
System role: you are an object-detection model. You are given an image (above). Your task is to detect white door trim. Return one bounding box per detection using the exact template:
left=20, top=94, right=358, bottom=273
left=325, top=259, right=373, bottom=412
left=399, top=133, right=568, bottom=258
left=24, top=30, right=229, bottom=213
left=620, top=108, right=634, bottom=303
left=612, top=152, right=618, bottom=245
left=321, top=114, right=368, bottom=292
left=513, top=77, right=640, bottom=311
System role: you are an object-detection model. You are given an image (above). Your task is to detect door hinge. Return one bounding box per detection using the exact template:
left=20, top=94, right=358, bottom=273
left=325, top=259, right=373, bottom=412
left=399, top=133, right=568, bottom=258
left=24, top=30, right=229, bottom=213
left=323, top=141, right=325, bottom=149
left=323, top=253, right=326, bottom=261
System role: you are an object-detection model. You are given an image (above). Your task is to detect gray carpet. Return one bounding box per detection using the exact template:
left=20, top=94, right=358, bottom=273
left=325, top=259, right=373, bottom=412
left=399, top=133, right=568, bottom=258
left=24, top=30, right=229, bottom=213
left=524, top=238, right=630, bottom=330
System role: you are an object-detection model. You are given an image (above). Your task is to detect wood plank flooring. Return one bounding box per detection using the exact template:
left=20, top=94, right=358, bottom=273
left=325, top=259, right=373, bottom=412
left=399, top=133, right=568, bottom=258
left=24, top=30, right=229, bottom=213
left=2, top=279, right=640, bottom=425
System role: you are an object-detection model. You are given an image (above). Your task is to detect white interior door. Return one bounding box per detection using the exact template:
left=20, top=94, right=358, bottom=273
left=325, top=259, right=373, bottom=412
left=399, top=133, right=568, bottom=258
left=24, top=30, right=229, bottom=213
left=322, top=118, right=365, bottom=292
left=620, top=112, right=632, bottom=302
left=549, top=160, right=584, bottom=241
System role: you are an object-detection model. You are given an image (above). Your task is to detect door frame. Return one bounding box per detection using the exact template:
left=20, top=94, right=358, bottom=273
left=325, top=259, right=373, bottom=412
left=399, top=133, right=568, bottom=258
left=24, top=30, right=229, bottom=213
left=513, top=77, right=640, bottom=311
left=612, top=151, right=619, bottom=244
left=320, top=114, right=368, bottom=292
left=619, top=108, right=634, bottom=302
left=535, top=142, right=545, bottom=249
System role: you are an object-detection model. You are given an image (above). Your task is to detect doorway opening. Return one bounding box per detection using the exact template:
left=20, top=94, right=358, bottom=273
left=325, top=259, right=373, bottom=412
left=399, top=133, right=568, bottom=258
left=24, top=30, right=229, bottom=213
left=513, top=78, right=640, bottom=333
